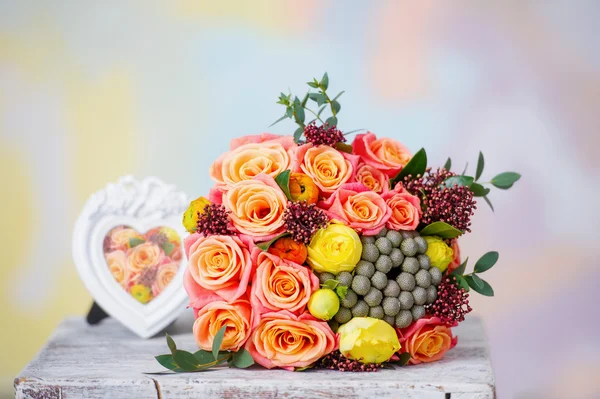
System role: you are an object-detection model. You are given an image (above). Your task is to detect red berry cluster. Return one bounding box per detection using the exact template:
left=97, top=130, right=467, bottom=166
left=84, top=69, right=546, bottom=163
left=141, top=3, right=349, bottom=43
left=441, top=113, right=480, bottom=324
left=137, top=265, right=158, bottom=287
left=316, top=351, right=381, bottom=372
left=283, top=201, right=328, bottom=244
left=148, top=232, right=168, bottom=246
left=196, top=204, right=232, bottom=236
left=303, top=121, right=346, bottom=147
left=403, top=168, right=477, bottom=233
left=425, top=275, right=472, bottom=325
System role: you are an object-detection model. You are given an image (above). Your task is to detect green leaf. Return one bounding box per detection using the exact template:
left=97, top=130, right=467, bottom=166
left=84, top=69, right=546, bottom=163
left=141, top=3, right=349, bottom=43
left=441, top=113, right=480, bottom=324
left=155, top=354, right=183, bottom=372
left=443, top=157, right=452, bottom=171
left=295, top=104, right=305, bottom=124
left=390, top=148, right=427, bottom=187
left=307, top=81, right=318, bottom=88
left=461, top=162, right=469, bottom=176
left=465, top=274, right=484, bottom=290
left=454, top=275, right=470, bottom=292
left=295, top=364, right=315, bottom=372
left=256, top=232, right=290, bottom=251
left=285, top=107, right=293, bottom=118
left=470, top=182, right=490, bottom=197
left=173, top=350, right=200, bottom=372
left=275, top=169, right=292, bottom=201
left=321, top=279, right=339, bottom=290
left=321, top=72, right=329, bottom=90
left=166, top=333, right=177, bottom=354
left=335, top=142, right=353, bottom=153
left=473, top=251, right=499, bottom=273
left=269, top=114, right=289, bottom=127
left=309, top=93, right=327, bottom=106
left=212, top=326, right=227, bottom=361
left=193, top=350, right=216, bottom=364
left=317, top=105, right=327, bottom=117
left=475, top=151, right=484, bottom=181
left=392, top=352, right=411, bottom=366
left=161, top=241, right=174, bottom=256
left=325, top=116, right=338, bottom=126
left=491, top=172, right=521, bottom=189
left=335, top=285, right=348, bottom=299
left=294, top=127, right=304, bottom=143
left=301, top=93, right=309, bottom=107
left=231, top=349, right=255, bottom=368
left=469, top=277, right=494, bottom=296
left=450, top=257, right=468, bottom=276
left=332, top=100, right=341, bottom=114
left=332, top=91, right=345, bottom=101
left=442, top=175, right=474, bottom=188
left=129, top=237, right=145, bottom=248
left=419, top=221, right=463, bottom=239
left=483, top=195, right=494, bottom=212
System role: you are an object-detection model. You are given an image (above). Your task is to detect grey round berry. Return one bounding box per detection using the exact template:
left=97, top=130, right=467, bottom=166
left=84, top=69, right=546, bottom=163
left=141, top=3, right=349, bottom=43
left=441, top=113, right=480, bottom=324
left=414, top=236, right=428, bottom=254
left=376, top=227, right=389, bottom=238
left=412, top=286, right=427, bottom=305
left=351, top=275, right=371, bottom=296
left=337, top=271, right=353, bottom=287
left=340, top=289, right=358, bottom=308
left=400, top=238, right=418, bottom=257
left=396, top=272, right=416, bottom=291
left=384, top=315, right=395, bottom=326
left=430, top=267, right=443, bottom=286
left=383, top=280, right=401, bottom=297
left=395, top=310, right=413, bottom=328
left=375, top=255, right=393, bottom=273
left=390, top=248, right=404, bottom=267
left=382, top=297, right=401, bottom=317
left=411, top=305, right=426, bottom=321
left=361, top=244, right=380, bottom=262
left=400, top=231, right=414, bottom=239
left=355, top=260, right=376, bottom=278
left=369, top=306, right=384, bottom=319
left=402, top=257, right=420, bottom=274
left=364, top=287, right=383, bottom=307
left=375, top=237, right=393, bottom=255
left=426, top=285, right=437, bottom=304
left=318, top=272, right=335, bottom=285
left=351, top=300, right=369, bottom=317
left=417, top=254, right=431, bottom=270
left=415, top=269, right=432, bottom=288
left=386, top=230, right=403, bottom=247
left=328, top=319, right=339, bottom=333
left=361, top=235, right=375, bottom=245
left=371, top=271, right=388, bottom=290
left=334, top=307, right=352, bottom=324
left=399, top=291, right=414, bottom=310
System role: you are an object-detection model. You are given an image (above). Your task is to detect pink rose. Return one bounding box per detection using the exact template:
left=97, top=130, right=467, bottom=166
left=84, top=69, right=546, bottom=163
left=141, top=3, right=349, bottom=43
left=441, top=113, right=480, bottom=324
left=381, top=183, right=422, bottom=230
left=353, top=132, right=412, bottom=177
left=397, top=316, right=458, bottom=365
left=354, top=163, right=390, bottom=194
left=447, top=239, right=461, bottom=273
left=318, top=183, right=391, bottom=235
left=229, top=133, right=295, bottom=151
left=245, top=310, right=337, bottom=370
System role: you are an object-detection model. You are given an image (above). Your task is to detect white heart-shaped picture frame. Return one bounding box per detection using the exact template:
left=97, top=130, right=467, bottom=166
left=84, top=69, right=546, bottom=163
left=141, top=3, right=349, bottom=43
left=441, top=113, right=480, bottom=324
left=73, top=176, right=189, bottom=338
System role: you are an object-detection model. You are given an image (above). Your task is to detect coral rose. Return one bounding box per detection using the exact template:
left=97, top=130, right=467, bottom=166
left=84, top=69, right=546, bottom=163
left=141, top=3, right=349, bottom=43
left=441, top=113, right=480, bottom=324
left=229, top=133, right=295, bottom=151
left=151, top=262, right=179, bottom=297
left=222, top=174, right=287, bottom=239
left=106, top=250, right=127, bottom=284
left=289, top=172, right=320, bottom=204
left=382, top=183, right=422, bottom=230
left=447, top=239, right=461, bottom=273
left=126, top=242, right=162, bottom=274
left=184, top=234, right=253, bottom=305
left=250, top=251, right=318, bottom=315
left=193, top=296, right=253, bottom=352
left=109, top=226, right=143, bottom=251
left=353, top=133, right=412, bottom=177
left=267, top=236, right=307, bottom=264
left=245, top=310, right=337, bottom=370
left=318, top=183, right=391, bottom=235
left=397, top=316, right=458, bottom=364
left=355, top=163, right=390, bottom=194
left=294, top=144, right=359, bottom=195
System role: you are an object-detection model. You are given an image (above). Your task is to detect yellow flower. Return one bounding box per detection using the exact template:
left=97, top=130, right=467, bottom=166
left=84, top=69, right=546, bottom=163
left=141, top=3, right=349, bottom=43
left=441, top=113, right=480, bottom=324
left=308, top=289, right=340, bottom=321
left=423, top=236, right=454, bottom=272
left=307, top=223, right=362, bottom=274
left=338, top=317, right=401, bottom=364
left=182, top=196, right=211, bottom=233
left=130, top=284, right=153, bottom=304
left=159, top=226, right=180, bottom=242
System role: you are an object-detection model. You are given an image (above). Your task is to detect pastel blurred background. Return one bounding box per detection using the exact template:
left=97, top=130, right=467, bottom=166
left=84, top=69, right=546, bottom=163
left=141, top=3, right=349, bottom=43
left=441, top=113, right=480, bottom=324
left=1, top=1, right=599, bottom=397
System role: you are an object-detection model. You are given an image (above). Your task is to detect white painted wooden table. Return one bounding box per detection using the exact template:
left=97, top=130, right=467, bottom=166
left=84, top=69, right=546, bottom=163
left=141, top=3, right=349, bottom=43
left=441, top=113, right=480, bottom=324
left=15, top=316, right=495, bottom=398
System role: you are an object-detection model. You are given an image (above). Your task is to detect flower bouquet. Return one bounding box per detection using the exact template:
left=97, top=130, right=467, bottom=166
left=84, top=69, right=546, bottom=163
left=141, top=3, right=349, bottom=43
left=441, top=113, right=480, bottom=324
left=154, top=74, right=520, bottom=372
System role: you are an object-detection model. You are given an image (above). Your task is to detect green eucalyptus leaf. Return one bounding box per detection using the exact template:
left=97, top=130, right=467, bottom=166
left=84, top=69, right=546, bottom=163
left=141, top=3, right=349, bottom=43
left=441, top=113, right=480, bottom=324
left=295, top=105, right=305, bottom=124
left=129, top=237, right=145, bottom=248
left=443, top=157, right=452, bottom=171
left=161, top=241, right=174, bottom=256
left=155, top=354, right=183, bottom=371
left=294, top=127, right=304, bottom=144
left=301, top=93, right=309, bottom=107
left=466, top=274, right=484, bottom=290
left=461, top=162, right=469, bottom=176
left=483, top=196, right=494, bottom=212
left=256, top=232, right=290, bottom=252
left=335, top=285, right=348, bottom=299
left=332, top=100, right=341, bottom=114
left=335, top=142, right=353, bottom=153
left=332, top=91, right=345, bottom=101
left=307, top=82, right=318, bottom=88
left=173, top=350, right=201, bottom=372
left=390, top=148, right=427, bottom=187
left=317, top=105, right=327, bottom=117
left=193, top=350, right=216, bottom=364
left=275, top=169, right=292, bottom=200
left=473, top=251, right=499, bottom=273
left=321, top=72, right=329, bottom=90
left=450, top=257, right=468, bottom=276
left=322, top=279, right=339, bottom=290
left=469, top=278, right=494, bottom=296
left=419, top=221, right=463, bottom=239
left=476, top=152, right=484, bottom=181
left=491, top=172, right=521, bottom=189
left=166, top=333, right=177, bottom=354
left=442, top=175, right=474, bottom=188
left=454, top=274, right=470, bottom=292
left=231, top=349, right=255, bottom=368
left=285, top=107, right=293, bottom=118
left=470, top=182, right=490, bottom=197
left=269, top=114, right=289, bottom=127
left=212, top=326, right=227, bottom=360
left=326, top=116, right=338, bottom=126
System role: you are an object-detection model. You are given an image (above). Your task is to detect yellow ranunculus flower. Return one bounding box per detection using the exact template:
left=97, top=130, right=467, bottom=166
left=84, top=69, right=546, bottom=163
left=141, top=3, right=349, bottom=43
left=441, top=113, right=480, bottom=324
left=423, top=236, right=454, bottom=272
left=307, top=223, right=362, bottom=274
left=159, top=226, right=180, bottom=242
left=182, top=196, right=211, bottom=233
left=338, top=317, right=401, bottom=364
left=130, top=284, right=153, bottom=304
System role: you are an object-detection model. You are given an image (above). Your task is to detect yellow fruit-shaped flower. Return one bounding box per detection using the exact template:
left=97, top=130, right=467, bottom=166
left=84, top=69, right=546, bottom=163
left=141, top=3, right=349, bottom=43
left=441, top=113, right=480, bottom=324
left=423, top=236, right=454, bottom=272
left=130, top=284, right=152, bottom=304
left=308, top=288, right=340, bottom=321
left=182, top=196, right=211, bottom=233
left=338, top=317, right=401, bottom=364
left=307, top=223, right=362, bottom=274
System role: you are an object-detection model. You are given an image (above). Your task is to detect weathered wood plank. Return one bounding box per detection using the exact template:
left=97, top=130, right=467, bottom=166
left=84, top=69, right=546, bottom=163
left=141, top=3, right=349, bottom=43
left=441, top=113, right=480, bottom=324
left=15, top=316, right=495, bottom=398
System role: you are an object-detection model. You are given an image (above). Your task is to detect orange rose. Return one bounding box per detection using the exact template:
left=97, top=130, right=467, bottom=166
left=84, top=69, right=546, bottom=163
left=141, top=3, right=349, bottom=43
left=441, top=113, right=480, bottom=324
left=397, top=316, right=458, bottom=364
left=245, top=311, right=337, bottom=370
left=109, top=226, right=143, bottom=250
left=294, top=144, right=359, bottom=195
left=289, top=172, right=320, bottom=204
left=151, top=262, right=179, bottom=297
left=382, top=183, right=422, bottom=230
left=250, top=251, right=318, bottom=314
left=126, top=242, right=162, bottom=274
left=193, top=297, right=253, bottom=352
left=355, top=163, right=390, bottom=194
left=267, top=236, right=308, bottom=264
left=105, top=250, right=127, bottom=284
left=222, top=174, right=287, bottom=238
left=353, top=132, right=412, bottom=177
